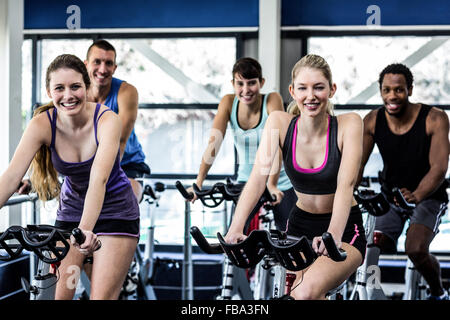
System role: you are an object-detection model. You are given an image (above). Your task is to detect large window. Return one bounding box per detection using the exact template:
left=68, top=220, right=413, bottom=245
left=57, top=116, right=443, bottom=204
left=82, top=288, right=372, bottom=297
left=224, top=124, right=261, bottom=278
left=308, top=36, right=450, bottom=105
left=37, top=38, right=235, bottom=104
left=21, top=35, right=238, bottom=244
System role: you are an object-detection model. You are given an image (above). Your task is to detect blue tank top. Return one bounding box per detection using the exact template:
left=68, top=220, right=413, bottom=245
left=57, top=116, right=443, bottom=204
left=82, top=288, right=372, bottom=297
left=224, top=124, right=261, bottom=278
left=104, top=77, right=146, bottom=165
left=282, top=115, right=341, bottom=194
left=229, top=94, right=292, bottom=191
left=47, top=104, right=139, bottom=222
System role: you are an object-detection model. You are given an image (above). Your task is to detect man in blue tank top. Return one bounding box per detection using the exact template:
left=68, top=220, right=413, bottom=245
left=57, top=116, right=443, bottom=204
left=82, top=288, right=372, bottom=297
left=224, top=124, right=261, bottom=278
left=358, top=63, right=449, bottom=300
left=85, top=40, right=150, bottom=202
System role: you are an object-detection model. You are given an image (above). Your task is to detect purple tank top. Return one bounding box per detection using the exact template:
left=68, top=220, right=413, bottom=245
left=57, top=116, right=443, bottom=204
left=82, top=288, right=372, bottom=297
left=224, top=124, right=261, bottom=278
left=47, top=104, right=139, bottom=222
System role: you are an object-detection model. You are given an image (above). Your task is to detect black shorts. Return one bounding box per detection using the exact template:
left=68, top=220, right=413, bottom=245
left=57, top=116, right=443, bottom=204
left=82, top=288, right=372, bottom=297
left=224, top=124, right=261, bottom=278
left=121, top=162, right=151, bottom=179
left=55, top=218, right=140, bottom=239
left=286, top=205, right=367, bottom=259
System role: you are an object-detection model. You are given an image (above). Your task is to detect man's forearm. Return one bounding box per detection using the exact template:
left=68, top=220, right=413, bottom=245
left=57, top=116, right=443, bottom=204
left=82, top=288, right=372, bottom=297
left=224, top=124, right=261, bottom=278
left=413, top=168, right=447, bottom=202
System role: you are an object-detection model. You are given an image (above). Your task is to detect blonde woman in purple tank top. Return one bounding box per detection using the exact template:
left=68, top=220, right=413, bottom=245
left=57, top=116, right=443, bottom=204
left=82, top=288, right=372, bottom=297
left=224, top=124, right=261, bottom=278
left=0, top=54, right=139, bottom=300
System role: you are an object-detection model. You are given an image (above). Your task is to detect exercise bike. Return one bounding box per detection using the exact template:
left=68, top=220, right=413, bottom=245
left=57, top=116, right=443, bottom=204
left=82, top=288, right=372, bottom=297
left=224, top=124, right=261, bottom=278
left=0, top=224, right=87, bottom=300
left=120, top=181, right=166, bottom=300
left=176, top=179, right=277, bottom=300
left=351, top=186, right=429, bottom=300
left=190, top=225, right=347, bottom=300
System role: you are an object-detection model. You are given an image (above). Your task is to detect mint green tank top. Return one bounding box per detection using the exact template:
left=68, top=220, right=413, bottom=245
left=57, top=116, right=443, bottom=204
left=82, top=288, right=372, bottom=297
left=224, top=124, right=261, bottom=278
left=229, top=94, right=292, bottom=191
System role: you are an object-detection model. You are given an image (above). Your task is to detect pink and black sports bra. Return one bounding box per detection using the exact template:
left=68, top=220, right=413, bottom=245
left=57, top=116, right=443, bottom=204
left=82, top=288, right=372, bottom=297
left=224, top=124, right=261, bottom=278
left=282, top=115, right=341, bottom=195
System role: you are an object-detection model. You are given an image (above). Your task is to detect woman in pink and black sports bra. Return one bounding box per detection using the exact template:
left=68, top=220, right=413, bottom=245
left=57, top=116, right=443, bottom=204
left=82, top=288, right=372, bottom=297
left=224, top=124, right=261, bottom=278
left=225, top=54, right=367, bottom=300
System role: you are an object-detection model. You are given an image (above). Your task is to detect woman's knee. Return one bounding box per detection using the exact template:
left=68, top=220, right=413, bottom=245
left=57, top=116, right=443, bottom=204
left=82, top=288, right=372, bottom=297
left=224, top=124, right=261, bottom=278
left=405, top=244, right=428, bottom=264
left=290, top=282, right=325, bottom=300
left=90, top=287, right=122, bottom=300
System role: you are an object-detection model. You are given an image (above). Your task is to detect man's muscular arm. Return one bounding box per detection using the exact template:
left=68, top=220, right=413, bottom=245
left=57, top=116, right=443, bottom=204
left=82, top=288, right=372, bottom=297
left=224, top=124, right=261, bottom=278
left=405, top=108, right=449, bottom=203
left=117, top=82, right=139, bottom=160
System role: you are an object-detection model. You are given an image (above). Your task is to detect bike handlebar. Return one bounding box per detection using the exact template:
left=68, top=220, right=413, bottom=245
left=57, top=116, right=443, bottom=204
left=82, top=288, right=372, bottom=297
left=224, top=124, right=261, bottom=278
left=321, top=232, right=347, bottom=262
left=175, top=181, right=194, bottom=200
left=176, top=179, right=277, bottom=208
left=391, top=187, right=416, bottom=210
left=190, top=226, right=346, bottom=270
left=143, top=182, right=166, bottom=200
left=354, top=189, right=391, bottom=217
left=71, top=228, right=85, bottom=245
left=189, top=226, right=222, bottom=254
left=355, top=185, right=415, bottom=217
left=0, top=225, right=86, bottom=264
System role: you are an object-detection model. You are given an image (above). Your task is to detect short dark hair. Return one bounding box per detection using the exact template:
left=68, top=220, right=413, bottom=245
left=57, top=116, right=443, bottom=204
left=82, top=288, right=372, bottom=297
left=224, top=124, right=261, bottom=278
left=86, top=39, right=116, bottom=61
left=232, top=57, right=263, bottom=82
left=378, top=63, right=414, bottom=89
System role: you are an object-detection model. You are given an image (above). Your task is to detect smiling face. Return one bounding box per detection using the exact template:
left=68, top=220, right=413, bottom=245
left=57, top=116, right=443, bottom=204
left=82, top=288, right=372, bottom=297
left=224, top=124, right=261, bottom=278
left=289, top=67, right=336, bottom=117
left=232, top=73, right=264, bottom=105
left=47, top=68, right=87, bottom=114
left=85, top=46, right=117, bottom=88
left=380, top=73, right=412, bottom=117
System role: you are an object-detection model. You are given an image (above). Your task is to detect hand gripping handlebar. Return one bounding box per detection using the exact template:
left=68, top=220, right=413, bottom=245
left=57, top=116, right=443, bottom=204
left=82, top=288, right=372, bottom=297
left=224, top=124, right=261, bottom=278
left=391, top=187, right=416, bottom=210
left=354, top=186, right=415, bottom=218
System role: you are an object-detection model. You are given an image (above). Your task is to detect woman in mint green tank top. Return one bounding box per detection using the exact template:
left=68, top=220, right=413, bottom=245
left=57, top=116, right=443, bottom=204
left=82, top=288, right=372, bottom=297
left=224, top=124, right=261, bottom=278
left=188, top=57, right=295, bottom=231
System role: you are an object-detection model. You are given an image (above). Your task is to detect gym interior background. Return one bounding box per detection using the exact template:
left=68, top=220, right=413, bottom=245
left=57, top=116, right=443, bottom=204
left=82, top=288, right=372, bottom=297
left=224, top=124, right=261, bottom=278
left=0, top=0, right=449, bottom=299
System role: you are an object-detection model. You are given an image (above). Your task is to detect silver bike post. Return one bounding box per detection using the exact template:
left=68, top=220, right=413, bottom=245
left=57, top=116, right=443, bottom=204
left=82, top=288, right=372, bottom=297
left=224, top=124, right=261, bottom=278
left=404, top=257, right=421, bottom=300
left=272, top=264, right=286, bottom=299
left=253, top=259, right=268, bottom=300
left=221, top=257, right=234, bottom=300
left=182, top=200, right=194, bottom=300
left=29, top=196, right=40, bottom=288
left=30, top=253, right=57, bottom=300
left=223, top=201, right=228, bottom=235
left=365, top=246, right=387, bottom=299
left=350, top=214, right=375, bottom=300
left=142, top=197, right=157, bottom=300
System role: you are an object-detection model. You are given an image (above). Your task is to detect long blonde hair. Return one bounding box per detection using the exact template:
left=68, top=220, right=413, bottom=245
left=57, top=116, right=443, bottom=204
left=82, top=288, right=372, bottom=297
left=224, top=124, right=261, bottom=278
left=30, top=54, right=91, bottom=201
left=30, top=102, right=61, bottom=201
left=287, top=54, right=335, bottom=116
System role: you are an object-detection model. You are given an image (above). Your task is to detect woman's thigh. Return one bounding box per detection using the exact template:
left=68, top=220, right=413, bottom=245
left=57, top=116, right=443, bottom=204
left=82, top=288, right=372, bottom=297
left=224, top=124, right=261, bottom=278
left=55, top=242, right=86, bottom=300
left=291, top=242, right=362, bottom=300
left=90, top=235, right=137, bottom=300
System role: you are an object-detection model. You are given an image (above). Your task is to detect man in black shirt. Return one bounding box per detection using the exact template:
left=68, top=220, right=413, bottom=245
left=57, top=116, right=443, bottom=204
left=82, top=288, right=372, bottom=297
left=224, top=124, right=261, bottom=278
left=358, top=63, right=449, bottom=300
